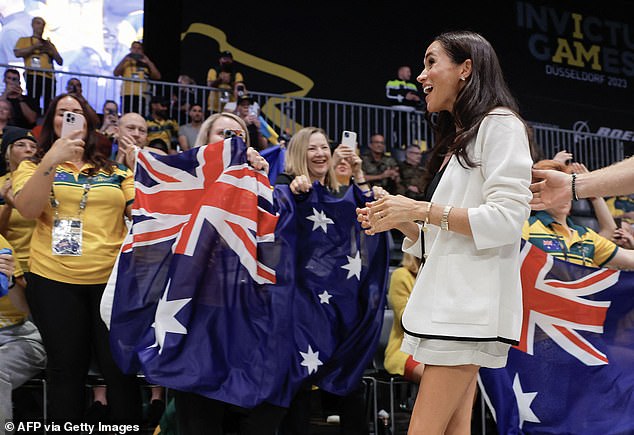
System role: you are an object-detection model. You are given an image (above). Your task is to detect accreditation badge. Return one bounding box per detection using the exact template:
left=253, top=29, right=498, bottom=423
left=31, top=55, right=41, bottom=68
left=52, top=217, right=83, bottom=256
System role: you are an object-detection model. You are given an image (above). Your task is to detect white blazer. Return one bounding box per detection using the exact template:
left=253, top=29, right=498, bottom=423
left=401, top=108, right=533, bottom=344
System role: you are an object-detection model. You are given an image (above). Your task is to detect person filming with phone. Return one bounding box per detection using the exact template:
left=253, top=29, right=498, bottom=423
left=1, top=69, right=39, bottom=129
left=235, top=94, right=268, bottom=150
left=114, top=41, right=161, bottom=114
left=11, top=93, right=143, bottom=426
left=13, top=16, right=62, bottom=113
left=206, top=51, right=244, bottom=113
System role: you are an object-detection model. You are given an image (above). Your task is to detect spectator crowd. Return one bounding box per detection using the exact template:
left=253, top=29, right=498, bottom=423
left=1, top=15, right=634, bottom=435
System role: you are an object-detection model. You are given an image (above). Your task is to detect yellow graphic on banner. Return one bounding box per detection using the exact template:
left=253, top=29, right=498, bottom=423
left=181, top=23, right=313, bottom=133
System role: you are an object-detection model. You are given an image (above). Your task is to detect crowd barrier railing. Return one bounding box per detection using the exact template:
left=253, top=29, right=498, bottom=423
left=1, top=64, right=625, bottom=169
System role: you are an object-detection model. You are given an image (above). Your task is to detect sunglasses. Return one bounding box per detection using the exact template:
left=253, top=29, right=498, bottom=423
left=223, top=129, right=246, bottom=140
left=105, top=109, right=118, bottom=116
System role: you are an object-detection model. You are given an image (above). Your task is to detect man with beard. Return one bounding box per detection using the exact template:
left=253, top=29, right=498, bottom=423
left=178, top=102, right=204, bottom=151
left=145, top=95, right=179, bottom=154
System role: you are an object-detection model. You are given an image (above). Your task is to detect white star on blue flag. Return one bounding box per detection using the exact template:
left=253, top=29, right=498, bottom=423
left=306, top=207, right=334, bottom=233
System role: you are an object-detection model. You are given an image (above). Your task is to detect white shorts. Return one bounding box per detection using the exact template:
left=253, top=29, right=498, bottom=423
left=401, top=333, right=511, bottom=369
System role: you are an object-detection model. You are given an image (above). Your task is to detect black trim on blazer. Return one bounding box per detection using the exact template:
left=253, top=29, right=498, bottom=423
left=402, top=323, right=520, bottom=346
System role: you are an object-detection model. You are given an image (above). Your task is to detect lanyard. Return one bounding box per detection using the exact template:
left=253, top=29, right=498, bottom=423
left=49, top=175, right=93, bottom=220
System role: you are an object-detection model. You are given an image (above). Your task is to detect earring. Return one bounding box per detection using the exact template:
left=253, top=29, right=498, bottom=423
left=460, top=76, right=466, bottom=81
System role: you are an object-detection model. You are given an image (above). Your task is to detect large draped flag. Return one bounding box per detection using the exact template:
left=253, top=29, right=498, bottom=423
left=104, top=137, right=389, bottom=408
left=479, top=241, right=634, bottom=434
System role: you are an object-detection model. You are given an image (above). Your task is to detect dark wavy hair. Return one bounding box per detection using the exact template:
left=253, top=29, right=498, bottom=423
left=423, top=31, right=528, bottom=187
left=34, top=93, right=115, bottom=175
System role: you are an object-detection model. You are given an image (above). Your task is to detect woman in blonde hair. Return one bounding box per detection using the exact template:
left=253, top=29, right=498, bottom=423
left=193, top=111, right=269, bottom=172
left=277, top=126, right=379, bottom=435
left=194, top=112, right=249, bottom=148
left=276, top=126, right=361, bottom=195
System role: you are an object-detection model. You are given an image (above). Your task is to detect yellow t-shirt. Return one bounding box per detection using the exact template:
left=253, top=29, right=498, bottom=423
left=146, top=118, right=179, bottom=147
left=0, top=234, right=26, bottom=328
left=0, top=173, right=36, bottom=273
left=13, top=160, right=134, bottom=284
left=206, top=68, right=244, bottom=112
left=14, top=36, right=54, bottom=78
left=384, top=266, right=416, bottom=376
left=522, top=211, right=618, bottom=268
left=120, top=59, right=150, bottom=97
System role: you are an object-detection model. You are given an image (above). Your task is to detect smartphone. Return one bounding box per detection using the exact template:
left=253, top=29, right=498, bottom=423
left=614, top=217, right=622, bottom=228
left=341, top=130, right=357, bottom=150
left=60, top=111, right=86, bottom=138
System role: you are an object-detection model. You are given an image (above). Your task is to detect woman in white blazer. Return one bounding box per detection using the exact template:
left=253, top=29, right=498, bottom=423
left=358, top=31, right=533, bottom=434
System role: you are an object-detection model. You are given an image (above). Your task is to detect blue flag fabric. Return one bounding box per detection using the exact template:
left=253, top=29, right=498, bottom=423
left=479, top=242, right=634, bottom=434
left=107, top=137, right=389, bottom=408
left=260, top=144, right=286, bottom=184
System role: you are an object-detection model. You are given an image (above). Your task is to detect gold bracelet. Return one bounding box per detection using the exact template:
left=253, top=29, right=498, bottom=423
left=440, top=205, right=453, bottom=231
left=424, top=202, right=433, bottom=225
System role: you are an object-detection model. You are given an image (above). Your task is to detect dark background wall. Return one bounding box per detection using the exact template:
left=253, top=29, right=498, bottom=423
left=144, top=0, right=634, bottom=139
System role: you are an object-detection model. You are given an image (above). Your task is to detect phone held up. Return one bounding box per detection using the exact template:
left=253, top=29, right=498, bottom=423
left=614, top=217, right=622, bottom=229
left=60, top=111, right=86, bottom=138
left=341, top=130, right=357, bottom=150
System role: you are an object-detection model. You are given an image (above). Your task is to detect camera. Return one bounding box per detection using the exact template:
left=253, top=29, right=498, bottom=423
left=129, top=53, right=142, bottom=61
left=223, top=129, right=238, bottom=139
left=236, top=84, right=246, bottom=97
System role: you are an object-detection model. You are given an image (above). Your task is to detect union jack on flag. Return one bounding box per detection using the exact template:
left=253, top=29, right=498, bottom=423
left=124, top=137, right=278, bottom=283
left=479, top=241, right=634, bottom=434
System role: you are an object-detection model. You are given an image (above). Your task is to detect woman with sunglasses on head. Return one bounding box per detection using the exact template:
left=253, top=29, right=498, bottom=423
left=358, top=31, right=533, bottom=434
left=194, top=112, right=269, bottom=173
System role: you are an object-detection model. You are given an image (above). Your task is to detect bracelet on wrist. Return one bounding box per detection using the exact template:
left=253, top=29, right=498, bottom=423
left=424, top=202, right=433, bottom=225
left=440, top=205, right=453, bottom=231
left=571, top=173, right=579, bottom=201
left=420, top=202, right=433, bottom=232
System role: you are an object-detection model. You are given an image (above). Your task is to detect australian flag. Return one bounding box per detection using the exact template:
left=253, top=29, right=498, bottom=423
left=479, top=242, right=634, bottom=434
left=104, top=137, right=389, bottom=408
